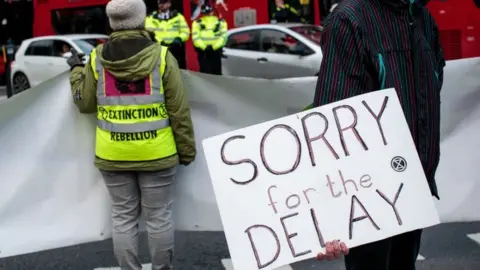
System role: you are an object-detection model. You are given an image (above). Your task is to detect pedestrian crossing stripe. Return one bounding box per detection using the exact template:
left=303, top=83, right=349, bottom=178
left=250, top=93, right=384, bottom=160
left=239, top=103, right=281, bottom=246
left=467, top=233, right=480, bottom=245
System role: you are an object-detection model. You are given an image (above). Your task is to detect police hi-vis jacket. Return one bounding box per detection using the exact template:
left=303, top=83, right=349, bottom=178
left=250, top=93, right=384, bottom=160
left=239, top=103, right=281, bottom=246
left=145, top=10, right=190, bottom=44
left=192, top=15, right=228, bottom=51
left=271, top=4, right=306, bottom=23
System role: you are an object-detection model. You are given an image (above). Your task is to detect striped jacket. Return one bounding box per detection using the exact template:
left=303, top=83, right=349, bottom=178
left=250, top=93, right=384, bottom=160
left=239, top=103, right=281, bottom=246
left=314, top=0, right=445, bottom=198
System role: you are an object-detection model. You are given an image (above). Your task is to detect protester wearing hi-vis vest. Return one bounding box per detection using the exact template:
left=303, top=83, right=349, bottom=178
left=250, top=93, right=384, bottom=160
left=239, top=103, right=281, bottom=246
left=67, top=0, right=196, bottom=268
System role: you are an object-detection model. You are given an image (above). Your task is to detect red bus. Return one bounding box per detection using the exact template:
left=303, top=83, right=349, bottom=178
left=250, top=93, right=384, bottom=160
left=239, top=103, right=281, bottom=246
left=428, top=0, right=480, bottom=59
left=1, top=0, right=479, bottom=78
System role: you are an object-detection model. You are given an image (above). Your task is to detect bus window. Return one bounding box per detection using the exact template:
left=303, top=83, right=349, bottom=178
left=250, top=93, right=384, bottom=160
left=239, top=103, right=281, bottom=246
left=269, top=0, right=314, bottom=24
left=319, top=0, right=341, bottom=20
left=51, top=6, right=110, bottom=35
left=0, top=0, right=33, bottom=44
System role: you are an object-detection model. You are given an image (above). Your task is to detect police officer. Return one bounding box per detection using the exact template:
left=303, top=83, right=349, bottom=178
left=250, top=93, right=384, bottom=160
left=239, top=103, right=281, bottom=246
left=272, top=0, right=306, bottom=23
left=145, top=0, right=190, bottom=69
left=2, top=38, right=16, bottom=97
left=1, top=42, right=6, bottom=85
left=192, top=4, right=227, bottom=75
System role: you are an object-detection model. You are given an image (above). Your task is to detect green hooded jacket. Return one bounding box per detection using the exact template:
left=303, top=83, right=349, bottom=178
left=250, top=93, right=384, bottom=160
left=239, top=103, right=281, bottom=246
left=69, top=30, right=196, bottom=171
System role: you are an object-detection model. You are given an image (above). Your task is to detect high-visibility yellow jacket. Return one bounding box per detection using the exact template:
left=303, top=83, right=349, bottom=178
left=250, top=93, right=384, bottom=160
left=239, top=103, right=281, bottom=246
left=70, top=30, right=196, bottom=171
left=272, top=4, right=306, bottom=23
left=191, top=15, right=228, bottom=51
left=145, top=11, right=190, bottom=44
left=90, top=46, right=177, bottom=162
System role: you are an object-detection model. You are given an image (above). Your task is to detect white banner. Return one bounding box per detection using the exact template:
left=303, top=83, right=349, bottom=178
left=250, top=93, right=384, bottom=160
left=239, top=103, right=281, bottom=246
left=0, top=57, right=479, bottom=258
left=203, top=88, right=440, bottom=270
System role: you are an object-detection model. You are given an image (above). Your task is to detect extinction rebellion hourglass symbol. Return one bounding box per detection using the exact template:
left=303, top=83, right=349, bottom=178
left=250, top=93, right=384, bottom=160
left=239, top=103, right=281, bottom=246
left=391, top=156, right=407, bottom=172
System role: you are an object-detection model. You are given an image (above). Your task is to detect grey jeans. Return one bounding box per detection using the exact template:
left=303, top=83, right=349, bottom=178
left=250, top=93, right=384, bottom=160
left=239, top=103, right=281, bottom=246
left=100, top=167, right=176, bottom=270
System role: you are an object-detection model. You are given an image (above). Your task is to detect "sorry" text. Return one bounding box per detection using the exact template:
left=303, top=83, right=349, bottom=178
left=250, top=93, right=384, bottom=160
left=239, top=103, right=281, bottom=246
left=220, top=96, right=389, bottom=185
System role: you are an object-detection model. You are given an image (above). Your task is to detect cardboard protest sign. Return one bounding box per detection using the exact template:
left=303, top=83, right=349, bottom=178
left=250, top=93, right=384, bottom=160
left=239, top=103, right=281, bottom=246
left=202, top=88, right=440, bottom=270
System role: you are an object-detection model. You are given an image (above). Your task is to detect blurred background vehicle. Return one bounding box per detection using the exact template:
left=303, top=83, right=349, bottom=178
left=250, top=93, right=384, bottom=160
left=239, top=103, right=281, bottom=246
left=222, top=23, right=322, bottom=78
left=10, top=34, right=107, bottom=94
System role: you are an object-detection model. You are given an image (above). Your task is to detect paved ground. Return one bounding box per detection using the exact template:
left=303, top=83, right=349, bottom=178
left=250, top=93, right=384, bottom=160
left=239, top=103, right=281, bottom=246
left=0, top=222, right=479, bottom=270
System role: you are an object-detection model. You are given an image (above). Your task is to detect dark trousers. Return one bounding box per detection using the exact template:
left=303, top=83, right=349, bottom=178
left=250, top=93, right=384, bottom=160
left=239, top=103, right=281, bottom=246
left=3, top=62, right=7, bottom=84
left=196, top=49, right=222, bottom=75
left=4, top=61, right=13, bottom=98
left=345, top=230, right=422, bottom=270
left=168, top=43, right=186, bottom=69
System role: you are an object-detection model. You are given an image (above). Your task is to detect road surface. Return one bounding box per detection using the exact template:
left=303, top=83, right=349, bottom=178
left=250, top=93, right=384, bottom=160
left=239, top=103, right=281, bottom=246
left=0, top=86, right=6, bottom=101
left=0, top=222, right=479, bottom=270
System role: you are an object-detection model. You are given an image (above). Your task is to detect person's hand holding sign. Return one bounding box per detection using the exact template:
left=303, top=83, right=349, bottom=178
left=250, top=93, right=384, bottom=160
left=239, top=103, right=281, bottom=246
left=316, top=240, right=349, bottom=261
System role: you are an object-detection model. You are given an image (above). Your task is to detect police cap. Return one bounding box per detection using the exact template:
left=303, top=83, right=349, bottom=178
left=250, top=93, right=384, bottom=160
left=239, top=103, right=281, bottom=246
left=201, top=4, right=213, bottom=14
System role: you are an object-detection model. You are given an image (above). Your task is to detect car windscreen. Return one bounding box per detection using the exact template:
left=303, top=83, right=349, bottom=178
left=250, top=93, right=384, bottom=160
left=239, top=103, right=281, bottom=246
left=81, top=38, right=108, bottom=47
left=288, top=25, right=322, bottom=45
left=73, top=39, right=96, bottom=55
left=73, top=38, right=107, bottom=55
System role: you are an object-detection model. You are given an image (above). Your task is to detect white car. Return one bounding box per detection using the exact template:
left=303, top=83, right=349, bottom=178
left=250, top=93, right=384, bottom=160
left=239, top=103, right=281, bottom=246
left=222, top=23, right=323, bottom=79
left=10, top=34, right=108, bottom=94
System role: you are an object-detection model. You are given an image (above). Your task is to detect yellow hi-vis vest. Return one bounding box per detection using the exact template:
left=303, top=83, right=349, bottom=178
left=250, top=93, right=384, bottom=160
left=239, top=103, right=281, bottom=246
left=191, top=15, right=228, bottom=50
left=90, top=47, right=177, bottom=161
left=145, top=12, right=190, bottom=44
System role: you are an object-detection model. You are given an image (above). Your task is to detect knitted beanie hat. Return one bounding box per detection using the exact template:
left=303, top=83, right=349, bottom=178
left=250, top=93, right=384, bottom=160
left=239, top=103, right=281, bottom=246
left=106, top=0, right=146, bottom=31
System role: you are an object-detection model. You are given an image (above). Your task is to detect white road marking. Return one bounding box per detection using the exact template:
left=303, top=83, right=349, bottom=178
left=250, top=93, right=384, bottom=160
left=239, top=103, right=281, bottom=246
left=94, top=264, right=152, bottom=270
left=417, top=254, right=425, bottom=260
left=467, top=233, right=480, bottom=245
left=221, top=259, right=234, bottom=269
left=221, top=258, right=293, bottom=270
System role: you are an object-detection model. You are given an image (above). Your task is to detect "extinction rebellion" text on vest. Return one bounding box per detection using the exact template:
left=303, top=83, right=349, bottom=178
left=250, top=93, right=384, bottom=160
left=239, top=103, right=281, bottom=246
left=99, top=105, right=167, bottom=142
left=110, top=131, right=158, bottom=141
left=99, top=105, right=167, bottom=121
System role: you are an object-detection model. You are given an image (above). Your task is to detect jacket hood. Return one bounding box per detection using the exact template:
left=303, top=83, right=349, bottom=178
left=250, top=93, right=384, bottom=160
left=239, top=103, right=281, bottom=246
left=97, top=30, right=161, bottom=81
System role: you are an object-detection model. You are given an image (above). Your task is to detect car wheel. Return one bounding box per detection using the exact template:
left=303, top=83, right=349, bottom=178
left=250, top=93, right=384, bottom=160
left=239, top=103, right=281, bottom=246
left=13, top=72, right=30, bottom=95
